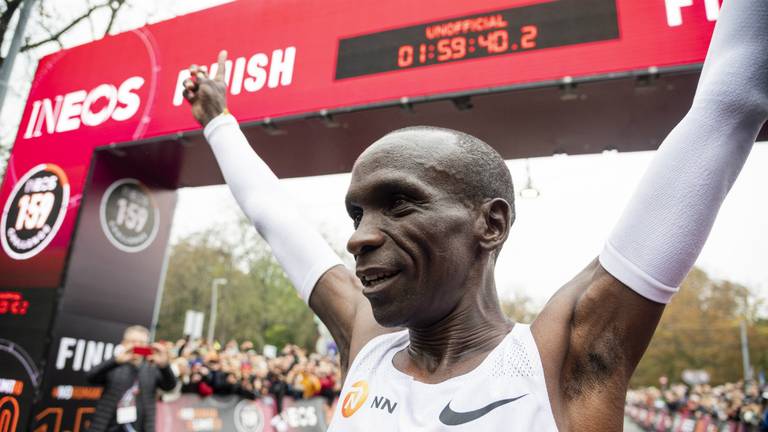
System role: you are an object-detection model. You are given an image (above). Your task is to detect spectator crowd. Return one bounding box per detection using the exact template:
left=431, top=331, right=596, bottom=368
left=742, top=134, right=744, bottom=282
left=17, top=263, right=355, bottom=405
left=158, top=337, right=342, bottom=412
left=626, top=377, right=768, bottom=431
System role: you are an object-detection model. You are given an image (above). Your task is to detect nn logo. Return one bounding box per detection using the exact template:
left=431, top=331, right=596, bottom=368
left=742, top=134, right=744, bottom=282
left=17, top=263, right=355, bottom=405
left=370, top=396, right=397, bottom=414
left=341, top=381, right=369, bottom=418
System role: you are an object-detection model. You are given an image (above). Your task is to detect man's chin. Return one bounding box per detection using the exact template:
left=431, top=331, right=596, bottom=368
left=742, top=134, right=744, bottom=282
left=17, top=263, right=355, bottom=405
left=369, top=299, right=410, bottom=328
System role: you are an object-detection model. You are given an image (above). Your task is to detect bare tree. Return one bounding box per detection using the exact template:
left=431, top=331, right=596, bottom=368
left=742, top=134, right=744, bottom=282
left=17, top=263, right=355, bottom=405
left=1, top=0, right=127, bottom=70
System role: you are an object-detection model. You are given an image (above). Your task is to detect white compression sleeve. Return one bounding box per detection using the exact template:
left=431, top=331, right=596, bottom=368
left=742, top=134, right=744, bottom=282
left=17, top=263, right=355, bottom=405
left=599, top=0, right=768, bottom=304
left=204, top=114, right=343, bottom=302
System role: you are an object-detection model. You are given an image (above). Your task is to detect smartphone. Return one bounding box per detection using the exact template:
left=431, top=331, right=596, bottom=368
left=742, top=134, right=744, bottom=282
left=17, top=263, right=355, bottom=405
left=133, top=346, right=153, bottom=356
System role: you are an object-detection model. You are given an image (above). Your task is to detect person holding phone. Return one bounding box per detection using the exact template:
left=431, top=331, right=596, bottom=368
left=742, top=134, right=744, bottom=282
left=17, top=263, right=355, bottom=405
left=86, top=325, right=176, bottom=432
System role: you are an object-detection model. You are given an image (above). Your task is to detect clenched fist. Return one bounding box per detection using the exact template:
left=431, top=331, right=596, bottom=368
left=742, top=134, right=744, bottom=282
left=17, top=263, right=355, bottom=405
left=183, top=50, right=229, bottom=126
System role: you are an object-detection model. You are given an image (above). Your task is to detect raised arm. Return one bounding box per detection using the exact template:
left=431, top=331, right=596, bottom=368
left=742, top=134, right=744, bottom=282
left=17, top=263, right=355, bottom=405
left=183, top=52, right=387, bottom=371
left=534, top=0, right=768, bottom=429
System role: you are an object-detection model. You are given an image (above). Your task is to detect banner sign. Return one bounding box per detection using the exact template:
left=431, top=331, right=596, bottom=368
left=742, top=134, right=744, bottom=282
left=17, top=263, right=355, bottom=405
left=29, top=313, right=124, bottom=432
left=626, top=404, right=756, bottom=432
left=0, top=0, right=720, bottom=288
left=0, top=286, right=58, bottom=431
left=156, top=394, right=276, bottom=432
left=25, top=149, right=178, bottom=431
left=155, top=395, right=330, bottom=432
left=277, top=397, right=330, bottom=432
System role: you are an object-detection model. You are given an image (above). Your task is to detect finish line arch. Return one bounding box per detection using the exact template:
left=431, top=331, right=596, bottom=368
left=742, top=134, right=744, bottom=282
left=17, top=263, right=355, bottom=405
left=1, top=0, right=764, bottom=430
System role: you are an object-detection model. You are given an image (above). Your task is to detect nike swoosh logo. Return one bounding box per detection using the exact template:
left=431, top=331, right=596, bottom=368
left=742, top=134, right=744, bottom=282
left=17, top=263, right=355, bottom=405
left=439, top=394, right=529, bottom=426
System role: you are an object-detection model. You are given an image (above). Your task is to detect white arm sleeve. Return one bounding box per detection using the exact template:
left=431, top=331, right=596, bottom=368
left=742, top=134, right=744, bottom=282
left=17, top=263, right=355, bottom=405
left=204, top=114, right=344, bottom=303
left=599, top=0, right=768, bottom=304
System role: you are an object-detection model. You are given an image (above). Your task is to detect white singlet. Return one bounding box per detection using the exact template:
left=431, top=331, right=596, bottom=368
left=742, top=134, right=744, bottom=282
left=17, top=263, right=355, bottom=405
left=328, top=324, right=558, bottom=431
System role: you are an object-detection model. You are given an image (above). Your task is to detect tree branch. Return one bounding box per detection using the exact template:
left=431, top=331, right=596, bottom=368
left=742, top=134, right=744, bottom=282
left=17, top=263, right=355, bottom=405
left=19, top=1, right=111, bottom=52
left=0, top=0, right=24, bottom=57
left=36, top=16, right=63, bottom=50
left=103, top=0, right=125, bottom=36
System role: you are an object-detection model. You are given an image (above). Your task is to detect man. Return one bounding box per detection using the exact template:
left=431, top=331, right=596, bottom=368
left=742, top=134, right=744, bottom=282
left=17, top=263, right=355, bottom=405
left=86, top=326, right=175, bottom=432
left=182, top=0, right=766, bottom=429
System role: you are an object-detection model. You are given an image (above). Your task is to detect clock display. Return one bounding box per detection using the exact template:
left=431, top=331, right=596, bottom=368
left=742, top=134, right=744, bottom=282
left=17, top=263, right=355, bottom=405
left=336, top=0, right=619, bottom=79
left=0, top=292, right=29, bottom=315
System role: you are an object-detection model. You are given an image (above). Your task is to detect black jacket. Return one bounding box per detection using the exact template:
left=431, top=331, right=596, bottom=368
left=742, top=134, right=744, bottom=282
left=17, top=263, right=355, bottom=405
left=85, top=358, right=176, bottom=432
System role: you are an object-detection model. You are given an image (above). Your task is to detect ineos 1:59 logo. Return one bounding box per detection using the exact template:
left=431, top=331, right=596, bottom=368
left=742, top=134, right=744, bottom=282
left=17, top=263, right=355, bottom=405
left=99, top=179, right=159, bottom=253
left=1, top=164, right=69, bottom=260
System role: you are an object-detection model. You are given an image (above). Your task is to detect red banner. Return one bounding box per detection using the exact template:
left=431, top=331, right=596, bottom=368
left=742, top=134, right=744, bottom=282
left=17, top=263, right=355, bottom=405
left=0, top=0, right=719, bottom=287
left=625, top=405, right=752, bottom=432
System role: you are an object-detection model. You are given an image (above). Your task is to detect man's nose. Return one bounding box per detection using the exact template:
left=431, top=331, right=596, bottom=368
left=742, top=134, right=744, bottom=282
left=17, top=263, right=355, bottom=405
left=346, top=216, right=386, bottom=257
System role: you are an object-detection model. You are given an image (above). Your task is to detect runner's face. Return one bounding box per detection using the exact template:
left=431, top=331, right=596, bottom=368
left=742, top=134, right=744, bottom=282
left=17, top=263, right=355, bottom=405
left=346, top=131, right=478, bottom=327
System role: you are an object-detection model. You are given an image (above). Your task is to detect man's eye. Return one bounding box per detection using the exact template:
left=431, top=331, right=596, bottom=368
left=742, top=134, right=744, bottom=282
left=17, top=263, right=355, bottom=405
left=390, top=198, right=413, bottom=215
left=351, top=213, right=362, bottom=228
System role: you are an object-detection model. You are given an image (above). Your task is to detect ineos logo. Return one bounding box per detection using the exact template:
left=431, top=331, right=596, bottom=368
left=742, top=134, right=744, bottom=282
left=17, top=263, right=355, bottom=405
left=23, top=76, right=144, bottom=138
left=1, top=164, right=69, bottom=260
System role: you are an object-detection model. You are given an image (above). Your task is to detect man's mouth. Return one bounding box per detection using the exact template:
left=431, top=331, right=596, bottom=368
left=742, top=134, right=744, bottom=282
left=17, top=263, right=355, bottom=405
left=359, top=270, right=400, bottom=288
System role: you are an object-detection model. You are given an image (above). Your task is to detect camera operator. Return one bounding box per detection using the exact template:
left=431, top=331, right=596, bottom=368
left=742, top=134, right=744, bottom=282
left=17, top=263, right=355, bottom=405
left=85, top=326, right=176, bottom=432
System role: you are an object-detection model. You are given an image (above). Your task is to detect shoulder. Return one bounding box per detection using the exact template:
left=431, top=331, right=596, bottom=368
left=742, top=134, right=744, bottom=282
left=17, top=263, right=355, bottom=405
left=532, top=259, right=664, bottom=428
left=346, top=329, right=408, bottom=378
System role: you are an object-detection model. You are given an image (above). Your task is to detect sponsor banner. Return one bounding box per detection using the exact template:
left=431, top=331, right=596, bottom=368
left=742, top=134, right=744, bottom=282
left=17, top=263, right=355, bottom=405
left=0, top=164, right=70, bottom=287
left=625, top=405, right=754, bottom=432
left=0, top=336, right=43, bottom=432
left=28, top=150, right=175, bottom=429
left=0, top=0, right=722, bottom=287
left=156, top=394, right=277, bottom=432
left=58, top=149, right=176, bottom=325
left=278, top=397, right=329, bottom=432
left=0, top=287, right=58, bottom=432
left=3, top=138, right=176, bottom=432
left=156, top=395, right=330, bottom=432
left=30, top=312, right=126, bottom=432
left=0, top=164, right=69, bottom=260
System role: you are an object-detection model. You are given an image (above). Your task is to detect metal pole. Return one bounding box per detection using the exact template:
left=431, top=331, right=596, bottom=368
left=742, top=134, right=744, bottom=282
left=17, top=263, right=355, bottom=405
left=740, top=320, right=753, bottom=383
left=0, top=0, right=38, bottom=114
left=207, top=278, right=227, bottom=344
left=149, top=232, right=174, bottom=342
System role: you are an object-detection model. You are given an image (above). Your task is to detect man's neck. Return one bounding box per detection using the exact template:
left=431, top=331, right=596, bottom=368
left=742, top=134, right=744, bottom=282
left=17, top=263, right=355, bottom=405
left=399, top=288, right=512, bottom=383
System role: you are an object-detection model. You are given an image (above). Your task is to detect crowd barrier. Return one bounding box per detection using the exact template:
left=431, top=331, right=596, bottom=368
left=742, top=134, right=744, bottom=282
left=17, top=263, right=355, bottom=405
left=625, top=405, right=761, bottom=432
left=156, top=394, right=337, bottom=432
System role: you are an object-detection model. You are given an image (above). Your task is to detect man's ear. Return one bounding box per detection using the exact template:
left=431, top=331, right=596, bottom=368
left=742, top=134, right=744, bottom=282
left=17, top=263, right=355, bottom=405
left=476, top=198, right=513, bottom=252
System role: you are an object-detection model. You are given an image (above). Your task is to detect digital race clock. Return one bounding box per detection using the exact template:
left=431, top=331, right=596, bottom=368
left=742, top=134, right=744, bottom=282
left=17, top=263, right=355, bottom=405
left=336, top=0, right=619, bottom=79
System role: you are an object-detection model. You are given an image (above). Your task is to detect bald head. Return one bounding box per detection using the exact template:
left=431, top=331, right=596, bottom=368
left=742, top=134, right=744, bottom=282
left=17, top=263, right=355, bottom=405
left=356, top=126, right=515, bottom=222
